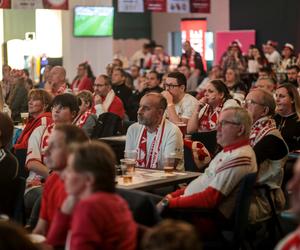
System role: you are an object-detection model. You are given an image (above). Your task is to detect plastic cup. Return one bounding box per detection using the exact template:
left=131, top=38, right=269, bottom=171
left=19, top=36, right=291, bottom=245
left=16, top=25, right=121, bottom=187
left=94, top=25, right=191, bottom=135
left=120, top=158, right=136, bottom=173
left=163, top=152, right=177, bottom=173
left=124, top=150, right=137, bottom=160
left=122, top=175, right=133, bottom=184
left=20, top=112, right=29, bottom=125
left=175, top=122, right=187, bottom=138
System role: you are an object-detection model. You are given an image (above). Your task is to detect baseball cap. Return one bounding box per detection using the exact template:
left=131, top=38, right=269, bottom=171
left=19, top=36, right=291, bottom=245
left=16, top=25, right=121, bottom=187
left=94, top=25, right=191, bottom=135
left=284, top=43, right=294, bottom=51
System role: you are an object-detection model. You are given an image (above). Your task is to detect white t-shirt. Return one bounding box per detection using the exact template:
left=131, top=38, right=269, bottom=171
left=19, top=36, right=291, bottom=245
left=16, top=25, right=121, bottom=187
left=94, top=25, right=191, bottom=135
left=265, top=50, right=281, bottom=65
left=172, top=93, right=198, bottom=120
left=125, top=119, right=184, bottom=171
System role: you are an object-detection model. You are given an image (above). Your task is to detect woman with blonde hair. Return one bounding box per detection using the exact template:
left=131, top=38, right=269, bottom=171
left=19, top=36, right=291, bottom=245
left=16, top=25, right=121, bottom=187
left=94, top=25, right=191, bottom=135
left=274, top=83, right=300, bottom=151
left=14, top=89, right=53, bottom=177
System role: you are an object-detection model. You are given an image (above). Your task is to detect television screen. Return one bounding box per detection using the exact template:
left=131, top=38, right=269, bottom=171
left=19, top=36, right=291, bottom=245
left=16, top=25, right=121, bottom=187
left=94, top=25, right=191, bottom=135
left=74, top=6, right=114, bottom=37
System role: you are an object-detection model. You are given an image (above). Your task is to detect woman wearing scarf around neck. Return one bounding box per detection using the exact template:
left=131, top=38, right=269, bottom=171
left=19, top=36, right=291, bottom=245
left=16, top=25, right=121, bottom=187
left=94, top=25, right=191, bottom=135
left=187, top=79, right=239, bottom=134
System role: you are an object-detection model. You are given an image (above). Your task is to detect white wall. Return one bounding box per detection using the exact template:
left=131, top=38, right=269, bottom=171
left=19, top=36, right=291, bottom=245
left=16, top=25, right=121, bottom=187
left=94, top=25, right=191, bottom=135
left=62, top=0, right=113, bottom=82
left=152, top=0, right=229, bottom=50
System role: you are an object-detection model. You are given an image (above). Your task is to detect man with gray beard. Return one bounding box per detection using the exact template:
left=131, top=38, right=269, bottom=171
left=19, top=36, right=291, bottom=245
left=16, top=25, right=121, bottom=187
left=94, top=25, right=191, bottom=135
left=125, top=92, right=184, bottom=171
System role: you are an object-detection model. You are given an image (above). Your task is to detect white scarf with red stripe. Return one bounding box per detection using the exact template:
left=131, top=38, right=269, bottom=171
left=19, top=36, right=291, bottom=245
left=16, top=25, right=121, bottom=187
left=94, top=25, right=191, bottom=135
left=136, top=118, right=166, bottom=169
left=74, top=109, right=94, bottom=128
left=249, top=116, right=277, bottom=146
left=41, top=123, right=55, bottom=162
left=101, top=89, right=115, bottom=112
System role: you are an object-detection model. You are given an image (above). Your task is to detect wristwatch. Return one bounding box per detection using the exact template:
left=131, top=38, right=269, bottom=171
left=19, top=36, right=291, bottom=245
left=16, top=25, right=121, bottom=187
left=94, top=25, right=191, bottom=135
left=161, top=198, right=170, bottom=208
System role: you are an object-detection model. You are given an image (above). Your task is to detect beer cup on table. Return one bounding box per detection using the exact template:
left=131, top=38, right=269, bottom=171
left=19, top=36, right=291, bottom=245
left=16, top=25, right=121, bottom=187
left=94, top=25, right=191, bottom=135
left=20, top=112, right=29, bottom=126
left=120, top=159, right=133, bottom=183
left=124, top=150, right=137, bottom=172
left=175, top=122, right=187, bottom=138
left=163, top=152, right=177, bottom=174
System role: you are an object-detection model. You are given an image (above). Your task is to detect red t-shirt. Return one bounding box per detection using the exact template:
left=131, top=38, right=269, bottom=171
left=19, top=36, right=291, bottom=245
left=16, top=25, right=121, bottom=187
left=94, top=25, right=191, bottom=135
left=40, top=172, right=67, bottom=230
left=47, top=192, right=137, bottom=250
left=72, top=76, right=93, bottom=92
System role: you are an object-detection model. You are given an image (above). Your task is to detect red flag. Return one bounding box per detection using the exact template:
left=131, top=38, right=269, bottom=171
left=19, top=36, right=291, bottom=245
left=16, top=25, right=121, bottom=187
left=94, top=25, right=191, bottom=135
left=43, top=0, right=68, bottom=10
left=145, top=0, right=166, bottom=12
left=0, top=0, right=11, bottom=8
left=190, top=0, right=210, bottom=13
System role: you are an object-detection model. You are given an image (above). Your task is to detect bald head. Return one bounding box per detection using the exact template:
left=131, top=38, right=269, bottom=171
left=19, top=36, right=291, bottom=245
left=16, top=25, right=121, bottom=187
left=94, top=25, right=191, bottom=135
left=49, top=66, right=66, bottom=93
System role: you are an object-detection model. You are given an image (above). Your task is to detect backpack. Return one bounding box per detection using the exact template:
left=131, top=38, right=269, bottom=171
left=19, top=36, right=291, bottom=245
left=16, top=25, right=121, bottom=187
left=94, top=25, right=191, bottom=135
left=91, top=112, right=123, bottom=139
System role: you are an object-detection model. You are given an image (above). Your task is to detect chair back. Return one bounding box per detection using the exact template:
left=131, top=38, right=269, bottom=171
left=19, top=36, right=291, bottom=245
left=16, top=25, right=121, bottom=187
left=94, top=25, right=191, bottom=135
left=191, top=130, right=217, bottom=155
left=117, top=188, right=161, bottom=227
left=0, top=176, right=26, bottom=224
left=91, top=112, right=123, bottom=138
left=232, top=172, right=257, bottom=247
left=11, top=176, right=26, bottom=224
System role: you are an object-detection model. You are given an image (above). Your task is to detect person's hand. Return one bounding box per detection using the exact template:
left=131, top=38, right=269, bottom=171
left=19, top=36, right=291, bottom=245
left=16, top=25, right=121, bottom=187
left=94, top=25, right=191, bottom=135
left=138, top=80, right=148, bottom=92
left=156, top=195, right=172, bottom=214
left=61, top=195, right=78, bottom=215
left=156, top=200, right=164, bottom=214
left=161, top=90, right=174, bottom=105
left=94, top=94, right=103, bottom=105
left=165, top=194, right=173, bottom=200
left=196, top=97, right=207, bottom=112
left=159, top=53, right=165, bottom=61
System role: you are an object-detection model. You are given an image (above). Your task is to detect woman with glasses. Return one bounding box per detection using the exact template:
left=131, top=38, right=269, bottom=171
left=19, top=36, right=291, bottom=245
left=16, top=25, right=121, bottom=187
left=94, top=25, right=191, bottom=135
left=187, top=79, right=239, bottom=133
left=274, top=83, right=300, bottom=152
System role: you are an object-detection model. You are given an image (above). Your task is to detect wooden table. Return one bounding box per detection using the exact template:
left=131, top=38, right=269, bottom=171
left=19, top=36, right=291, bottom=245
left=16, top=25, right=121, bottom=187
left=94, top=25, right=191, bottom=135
left=117, top=168, right=200, bottom=191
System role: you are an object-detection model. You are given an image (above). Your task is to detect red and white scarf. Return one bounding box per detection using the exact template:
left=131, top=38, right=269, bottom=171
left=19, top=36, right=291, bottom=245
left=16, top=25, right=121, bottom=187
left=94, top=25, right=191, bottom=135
left=14, top=112, right=53, bottom=150
left=249, top=116, right=277, bottom=146
left=41, top=123, right=55, bottom=162
left=93, top=89, right=115, bottom=114
left=198, top=102, right=223, bottom=131
left=74, top=109, right=94, bottom=128
left=136, top=119, right=166, bottom=169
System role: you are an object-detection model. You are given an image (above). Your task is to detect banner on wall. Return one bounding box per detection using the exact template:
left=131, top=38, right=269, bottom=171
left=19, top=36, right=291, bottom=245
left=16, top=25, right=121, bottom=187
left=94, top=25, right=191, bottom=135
left=118, top=0, right=144, bottom=12
left=181, top=18, right=207, bottom=69
left=11, top=0, right=68, bottom=9
left=190, top=0, right=210, bottom=13
left=0, top=0, right=11, bottom=8
left=145, top=0, right=166, bottom=12
left=215, top=30, right=256, bottom=64
left=167, top=0, right=189, bottom=13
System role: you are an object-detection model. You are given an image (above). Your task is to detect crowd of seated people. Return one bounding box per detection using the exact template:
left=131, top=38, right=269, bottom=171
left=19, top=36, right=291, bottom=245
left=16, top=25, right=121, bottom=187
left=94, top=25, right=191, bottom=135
left=1, top=38, right=300, bottom=249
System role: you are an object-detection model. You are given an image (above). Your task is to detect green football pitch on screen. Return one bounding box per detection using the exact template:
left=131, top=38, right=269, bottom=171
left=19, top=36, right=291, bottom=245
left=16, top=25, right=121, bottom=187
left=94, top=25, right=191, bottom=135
left=74, top=7, right=113, bottom=37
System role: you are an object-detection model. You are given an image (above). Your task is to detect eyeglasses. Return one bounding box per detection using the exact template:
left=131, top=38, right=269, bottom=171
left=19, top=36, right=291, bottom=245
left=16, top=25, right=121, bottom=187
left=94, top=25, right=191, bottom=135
left=242, top=99, right=265, bottom=107
left=164, top=84, right=180, bottom=89
left=217, top=120, right=240, bottom=127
